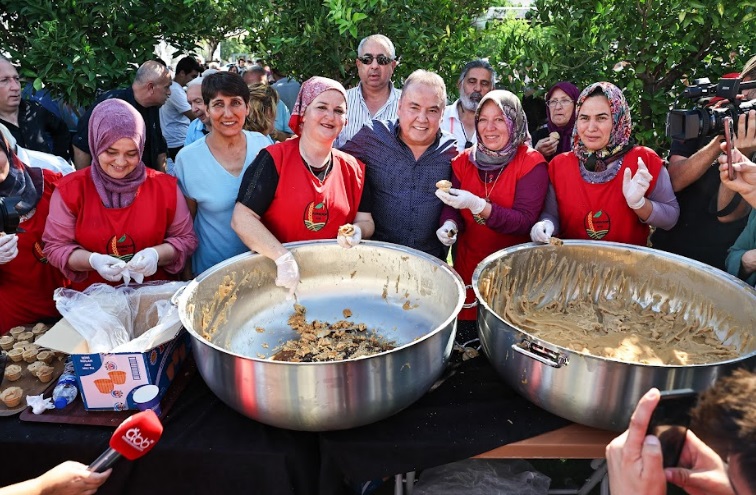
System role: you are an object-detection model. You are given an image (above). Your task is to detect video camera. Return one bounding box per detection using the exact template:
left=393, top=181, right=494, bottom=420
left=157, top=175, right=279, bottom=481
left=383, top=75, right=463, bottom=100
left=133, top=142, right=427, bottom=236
left=666, top=77, right=756, bottom=141
left=0, top=196, right=22, bottom=234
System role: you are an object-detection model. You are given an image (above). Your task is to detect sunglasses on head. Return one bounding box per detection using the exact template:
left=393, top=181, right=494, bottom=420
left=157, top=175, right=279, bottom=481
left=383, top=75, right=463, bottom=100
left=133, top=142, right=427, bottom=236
left=357, top=54, right=394, bottom=66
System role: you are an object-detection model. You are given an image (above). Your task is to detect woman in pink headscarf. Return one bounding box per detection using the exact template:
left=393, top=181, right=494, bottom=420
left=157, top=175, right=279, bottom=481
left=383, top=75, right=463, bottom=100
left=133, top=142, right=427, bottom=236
left=232, top=76, right=374, bottom=296
left=43, top=99, right=197, bottom=291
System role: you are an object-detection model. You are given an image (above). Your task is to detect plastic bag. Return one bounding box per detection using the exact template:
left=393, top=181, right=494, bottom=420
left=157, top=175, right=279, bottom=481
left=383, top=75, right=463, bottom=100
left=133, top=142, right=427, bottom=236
left=413, top=459, right=550, bottom=495
left=54, top=281, right=186, bottom=353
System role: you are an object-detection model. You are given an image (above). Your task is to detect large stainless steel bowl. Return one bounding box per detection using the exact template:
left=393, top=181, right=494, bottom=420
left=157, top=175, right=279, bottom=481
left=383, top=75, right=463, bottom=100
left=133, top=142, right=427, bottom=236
left=176, top=240, right=465, bottom=431
left=473, top=241, right=756, bottom=431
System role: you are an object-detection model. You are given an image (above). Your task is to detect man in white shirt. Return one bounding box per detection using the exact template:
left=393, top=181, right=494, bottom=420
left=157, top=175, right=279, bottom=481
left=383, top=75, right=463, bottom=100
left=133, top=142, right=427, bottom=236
left=160, top=56, right=202, bottom=160
left=440, top=59, right=496, bottom=152
left=336, top=34, right=401, bottom=148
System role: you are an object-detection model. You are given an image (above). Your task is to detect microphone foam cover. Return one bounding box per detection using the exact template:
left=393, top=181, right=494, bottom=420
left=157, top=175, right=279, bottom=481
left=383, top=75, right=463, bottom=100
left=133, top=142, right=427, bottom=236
left=109, top=409, right=164, bottom=461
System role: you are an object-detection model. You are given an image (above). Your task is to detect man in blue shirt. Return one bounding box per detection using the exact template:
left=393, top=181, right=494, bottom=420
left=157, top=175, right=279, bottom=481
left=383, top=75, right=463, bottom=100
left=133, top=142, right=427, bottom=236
left=341, top=69, right=457, bottom=260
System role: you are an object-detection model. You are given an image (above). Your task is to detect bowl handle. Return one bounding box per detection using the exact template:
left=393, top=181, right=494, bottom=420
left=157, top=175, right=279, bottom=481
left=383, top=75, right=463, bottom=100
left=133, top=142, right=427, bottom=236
left=512, top=340, right=569, bottom=368
left=462, top=284, right=478, bottom=309
left=170, top=285, right=188, bottom=307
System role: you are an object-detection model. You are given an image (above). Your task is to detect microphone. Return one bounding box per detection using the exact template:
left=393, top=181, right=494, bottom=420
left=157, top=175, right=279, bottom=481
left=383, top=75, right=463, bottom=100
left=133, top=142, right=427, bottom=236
left=88, top=409, right=164, bottom=472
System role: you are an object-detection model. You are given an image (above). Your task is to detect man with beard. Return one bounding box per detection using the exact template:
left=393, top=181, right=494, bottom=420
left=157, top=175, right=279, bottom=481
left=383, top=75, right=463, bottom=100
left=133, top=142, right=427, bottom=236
left=336, top=34, right=401, bottom=148
left=441, top=59, right=496, bottom=152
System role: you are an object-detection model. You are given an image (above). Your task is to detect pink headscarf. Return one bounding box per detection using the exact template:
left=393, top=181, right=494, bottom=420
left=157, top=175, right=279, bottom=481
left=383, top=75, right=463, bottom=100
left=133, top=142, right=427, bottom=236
left=88, top=99, right=147, bottom=208
left=288, top=76, right=347, bottom=133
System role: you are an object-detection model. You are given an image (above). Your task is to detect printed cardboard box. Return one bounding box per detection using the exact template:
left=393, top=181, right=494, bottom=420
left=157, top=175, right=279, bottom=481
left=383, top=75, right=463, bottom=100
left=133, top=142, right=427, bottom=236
left=36, top=283, right=190, bottom=411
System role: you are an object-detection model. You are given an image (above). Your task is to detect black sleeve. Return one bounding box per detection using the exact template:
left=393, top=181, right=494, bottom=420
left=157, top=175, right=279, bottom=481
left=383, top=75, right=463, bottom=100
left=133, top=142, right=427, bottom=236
left=44, top=107, right=72, bottom=160
left=533, top=125, right=549, bottom=143
left=236, top=149, right=280, bottom=215
left=357, top=173, right=373, bottom=213
left=72, top=105, right=93, bottom=153
left=668, top=137, right=702, bottom=159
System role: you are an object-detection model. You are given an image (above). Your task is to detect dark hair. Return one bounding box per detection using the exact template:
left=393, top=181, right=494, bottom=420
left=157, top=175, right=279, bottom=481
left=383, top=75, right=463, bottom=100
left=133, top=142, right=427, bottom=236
left=458, top=59, right=497, bottom=85
left=692, top=369, right=756, bottom=492
left=176, top=56, right=202, bottom=76
left=202, top=72, right=250, bottom=105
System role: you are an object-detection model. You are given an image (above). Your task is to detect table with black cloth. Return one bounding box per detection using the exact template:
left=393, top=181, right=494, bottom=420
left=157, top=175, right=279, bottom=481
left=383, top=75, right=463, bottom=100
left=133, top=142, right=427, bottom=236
left=0, top=355, right=570, bottom=495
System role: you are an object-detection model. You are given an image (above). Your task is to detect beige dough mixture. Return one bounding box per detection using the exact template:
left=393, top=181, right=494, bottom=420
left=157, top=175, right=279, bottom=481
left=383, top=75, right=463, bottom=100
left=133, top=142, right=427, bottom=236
left=480, top=253, right=747, bottom=366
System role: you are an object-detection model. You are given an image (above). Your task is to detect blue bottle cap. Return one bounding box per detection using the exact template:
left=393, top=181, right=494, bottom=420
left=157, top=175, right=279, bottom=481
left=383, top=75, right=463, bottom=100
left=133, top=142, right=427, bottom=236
left=54, top=397, right=69, bottom=409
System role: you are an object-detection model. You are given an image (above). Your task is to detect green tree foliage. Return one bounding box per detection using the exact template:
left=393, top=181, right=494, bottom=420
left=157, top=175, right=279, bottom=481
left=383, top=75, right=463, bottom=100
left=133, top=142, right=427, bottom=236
left=488, top=0, right=756, bottom=150
left=247, top=0, right=490, bottom=89
left=0, top=0, right=246, bottom=109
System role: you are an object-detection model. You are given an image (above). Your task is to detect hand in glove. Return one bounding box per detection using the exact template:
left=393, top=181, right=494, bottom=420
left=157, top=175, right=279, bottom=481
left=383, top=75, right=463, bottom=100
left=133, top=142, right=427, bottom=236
left=0, top=234, right=19, bottom=264
left=336, top=224, right=362, bottom=249
left=623, top=157, right=653, bottom=209
left=125, top=247, right=159, bottom=284
left=89, top=252, right=127, bottom=282
left=435, top=220, right=458, bottom=247
left=274, top=251, right=300, bottom=297
left=530, top=220, right=554, bottom=244
left=435, top=188, right=487, bottom=215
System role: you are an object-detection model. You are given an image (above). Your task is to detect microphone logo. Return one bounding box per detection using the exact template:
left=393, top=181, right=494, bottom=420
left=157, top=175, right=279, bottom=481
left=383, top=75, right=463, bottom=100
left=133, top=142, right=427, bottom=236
left=124, top=426, right=156, bottom=452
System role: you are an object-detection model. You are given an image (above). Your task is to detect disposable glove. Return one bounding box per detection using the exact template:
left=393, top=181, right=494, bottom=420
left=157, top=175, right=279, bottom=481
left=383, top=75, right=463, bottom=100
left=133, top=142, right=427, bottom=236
left=89, top=252, right=127, bottom=282
left=530, top=220, right=554, bottom=244
left=274, top=251, right=300, bottom=297
left=125, top=247, right=159, bottom=284
left=623, top=157, right=653, bottom=209
left=435, top=220, right=458, bottom=247
left=336, top=224, right=362, bottom=249
left=0, top=234, right=19, bottom=264
left=435, top=188, right=487, bottom=215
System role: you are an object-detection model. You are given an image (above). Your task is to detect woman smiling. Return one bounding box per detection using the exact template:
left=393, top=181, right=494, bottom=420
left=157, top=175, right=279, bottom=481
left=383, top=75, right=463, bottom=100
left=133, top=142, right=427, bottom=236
left=174, top=72, right=270, bottom=276
left=435, top=90, right=548, bottom=323
left=43, top=99, right=197, bottom=289
left=232, top=76, right=374, bottom=297
left=530, top=81, right=679, bottom=245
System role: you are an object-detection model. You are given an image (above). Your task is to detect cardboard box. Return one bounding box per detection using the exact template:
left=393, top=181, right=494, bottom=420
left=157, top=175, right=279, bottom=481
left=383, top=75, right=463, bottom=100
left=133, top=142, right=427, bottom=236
left=36, top=284, right=190, bottom=411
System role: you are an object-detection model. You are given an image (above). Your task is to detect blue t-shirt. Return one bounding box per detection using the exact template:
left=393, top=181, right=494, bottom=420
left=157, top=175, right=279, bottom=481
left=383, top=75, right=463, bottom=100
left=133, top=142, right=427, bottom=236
left=175, top=130, right=273, bottom=275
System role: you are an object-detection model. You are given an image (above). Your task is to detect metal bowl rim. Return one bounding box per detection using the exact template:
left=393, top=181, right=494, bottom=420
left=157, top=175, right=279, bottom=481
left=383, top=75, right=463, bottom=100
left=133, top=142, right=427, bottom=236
left=179, top=239, right=465, bottom=365
left=472, top=239, right=756, bottom=368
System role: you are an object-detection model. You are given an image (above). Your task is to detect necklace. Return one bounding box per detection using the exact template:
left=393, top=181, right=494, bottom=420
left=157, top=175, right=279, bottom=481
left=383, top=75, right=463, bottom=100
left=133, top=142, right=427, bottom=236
left=302, top=153, right=332, bottom=186
left=473, top=167, right=505, bottom=225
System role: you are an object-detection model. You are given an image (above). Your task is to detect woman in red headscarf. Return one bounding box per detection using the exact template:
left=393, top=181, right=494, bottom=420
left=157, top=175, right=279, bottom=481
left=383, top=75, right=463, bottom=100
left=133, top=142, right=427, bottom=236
left=232, top=76, right=375, bottom=296
left=0, top=126, right=68, bottom=333
left=43, top=99, right=197, bottom=291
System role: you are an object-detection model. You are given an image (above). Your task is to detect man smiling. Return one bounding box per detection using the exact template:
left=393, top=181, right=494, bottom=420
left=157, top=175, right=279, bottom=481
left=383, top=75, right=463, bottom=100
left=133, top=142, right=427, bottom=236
left=341, top=70, right=457, bottom=259
left=336, top=34, right=401, bottom=147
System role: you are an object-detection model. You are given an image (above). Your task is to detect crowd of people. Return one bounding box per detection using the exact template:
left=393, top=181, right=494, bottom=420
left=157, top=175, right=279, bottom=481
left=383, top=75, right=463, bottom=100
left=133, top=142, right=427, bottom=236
left=2, top=35, right=756, bottom=495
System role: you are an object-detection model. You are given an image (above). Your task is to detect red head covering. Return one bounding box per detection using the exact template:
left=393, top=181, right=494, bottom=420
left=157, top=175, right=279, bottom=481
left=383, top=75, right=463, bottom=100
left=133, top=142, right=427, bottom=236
left=288, top=76, right=347, bottom=134
left=88, top=99, right=147, bottom=208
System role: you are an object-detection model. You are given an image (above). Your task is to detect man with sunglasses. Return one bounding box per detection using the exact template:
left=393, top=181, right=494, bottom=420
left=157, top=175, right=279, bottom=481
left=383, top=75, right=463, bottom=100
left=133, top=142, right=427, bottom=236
left=440, top=59, right=496, bottom=152
left=336, top=34, right=401, bottom=148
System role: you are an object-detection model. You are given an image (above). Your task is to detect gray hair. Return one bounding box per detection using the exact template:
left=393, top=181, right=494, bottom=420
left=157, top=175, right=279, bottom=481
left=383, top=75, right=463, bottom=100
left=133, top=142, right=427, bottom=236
left=357, top=34, right=396, bottom=60
left=457, top=59, right=497, bottom=86
left=186, top=76, right=204, bottom=88
left=134, top=60, right=170, bottom=84
left=401, top=70, right=447, bottom=107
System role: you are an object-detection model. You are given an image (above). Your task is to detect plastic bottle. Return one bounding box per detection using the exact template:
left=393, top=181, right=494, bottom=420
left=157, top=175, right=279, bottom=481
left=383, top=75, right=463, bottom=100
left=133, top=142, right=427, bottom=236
left=52, top=360, right=79, bottom=409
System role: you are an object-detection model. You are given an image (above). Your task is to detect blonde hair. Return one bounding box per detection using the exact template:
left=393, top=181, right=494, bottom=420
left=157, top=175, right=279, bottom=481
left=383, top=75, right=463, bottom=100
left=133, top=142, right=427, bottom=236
left=245, top=83, right=278, bottom=134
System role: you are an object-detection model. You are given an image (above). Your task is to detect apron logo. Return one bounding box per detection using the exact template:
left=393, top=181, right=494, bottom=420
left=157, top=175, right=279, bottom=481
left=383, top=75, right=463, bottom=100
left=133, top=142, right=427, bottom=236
left=32, top=240, right=48, bottom=264
left=106, top=234, right=136, bottom=262
left=584, top=210, right=610, bottom=239
left=303, top=201, right=328, bottom=231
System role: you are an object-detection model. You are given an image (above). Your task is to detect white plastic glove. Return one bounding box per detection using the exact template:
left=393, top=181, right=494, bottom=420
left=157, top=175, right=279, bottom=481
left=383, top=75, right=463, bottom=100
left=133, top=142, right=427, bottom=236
left=126, top=247, right=159, bottom=285
left=530, top=220, right=554, bottom=244
left=89, top=252, right=127, bottom=282
left=436, top=220, right=458, bottom=247
left=0, top=234, right=19, bottom=264
left=274, top=251, right=300, bottom=297
left=622, top=157, right=653, bottom=209
left=435, top=188, right=487, bottom=215
left=336, top=224, right=362, bottom=249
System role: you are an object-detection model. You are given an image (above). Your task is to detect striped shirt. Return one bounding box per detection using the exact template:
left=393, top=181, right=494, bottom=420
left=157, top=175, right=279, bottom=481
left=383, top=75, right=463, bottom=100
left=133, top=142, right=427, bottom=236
left=336, top=83, right=402, bottom=148
left=341, top=119, right=458, bottom=259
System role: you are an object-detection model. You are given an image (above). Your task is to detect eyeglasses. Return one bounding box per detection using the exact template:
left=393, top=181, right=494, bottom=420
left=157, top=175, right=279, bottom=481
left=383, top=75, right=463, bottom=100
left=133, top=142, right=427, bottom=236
left=546, top=99, right=574, bottom=108
left=357, top=54, right=394, bottom=66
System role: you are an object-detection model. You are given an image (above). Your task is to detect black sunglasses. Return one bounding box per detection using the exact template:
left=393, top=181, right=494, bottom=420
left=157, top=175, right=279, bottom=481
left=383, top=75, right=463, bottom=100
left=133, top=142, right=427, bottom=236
left=357, top=54, right=394, bottom=66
